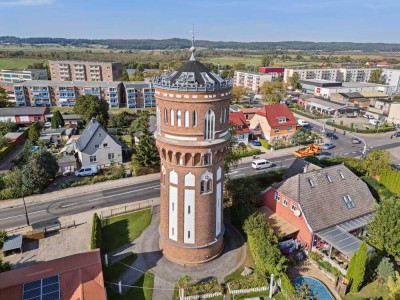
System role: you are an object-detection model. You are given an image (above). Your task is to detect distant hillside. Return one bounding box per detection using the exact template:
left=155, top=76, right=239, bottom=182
left=1, top=36, right=400, bottom=52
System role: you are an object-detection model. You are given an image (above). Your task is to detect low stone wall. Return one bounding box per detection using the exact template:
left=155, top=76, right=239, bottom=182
left=227, top=284, right=268, bottom=295
left=182, top=292, right=223, bottom=300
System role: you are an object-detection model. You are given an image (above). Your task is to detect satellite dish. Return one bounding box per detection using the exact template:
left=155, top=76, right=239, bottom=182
left=294, top=210, right=301, bottom=217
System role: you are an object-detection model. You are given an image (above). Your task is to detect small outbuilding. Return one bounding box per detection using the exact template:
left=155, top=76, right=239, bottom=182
left=2, top=234, right=23, bottom=256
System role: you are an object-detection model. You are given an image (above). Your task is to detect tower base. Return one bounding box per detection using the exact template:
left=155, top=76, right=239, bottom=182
left=159, top=237, right=224, bottom=265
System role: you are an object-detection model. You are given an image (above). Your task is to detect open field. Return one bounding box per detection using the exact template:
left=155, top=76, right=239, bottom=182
left=0, top=58, right=48, bottom=69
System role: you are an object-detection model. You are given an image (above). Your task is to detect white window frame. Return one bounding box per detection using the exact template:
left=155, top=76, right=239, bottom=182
left=290, top=203, right=297, bottom=211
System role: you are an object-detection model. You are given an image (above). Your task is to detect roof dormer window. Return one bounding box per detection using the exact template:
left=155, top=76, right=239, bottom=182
left=278, top=117, right=287, bottom=124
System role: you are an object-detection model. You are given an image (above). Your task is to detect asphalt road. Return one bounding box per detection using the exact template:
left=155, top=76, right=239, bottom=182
left=1, top=130, right=399, bottom=230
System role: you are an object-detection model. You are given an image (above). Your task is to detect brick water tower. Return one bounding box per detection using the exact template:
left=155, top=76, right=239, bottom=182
left=152, top=42, right=232, bottom=265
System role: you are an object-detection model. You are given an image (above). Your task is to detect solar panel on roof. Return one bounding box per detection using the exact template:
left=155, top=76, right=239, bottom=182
left=23, top=275, right=60, bottom=300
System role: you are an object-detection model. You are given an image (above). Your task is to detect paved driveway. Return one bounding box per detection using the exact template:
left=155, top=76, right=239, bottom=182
left=0, top=143, right=24, bottom=173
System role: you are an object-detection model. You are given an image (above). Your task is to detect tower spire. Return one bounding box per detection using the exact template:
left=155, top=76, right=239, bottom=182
left=189, top=24, right=196, bottom=61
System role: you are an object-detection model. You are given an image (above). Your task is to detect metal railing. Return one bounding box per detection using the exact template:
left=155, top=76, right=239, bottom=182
left=100, top=199, right=154, bottom=220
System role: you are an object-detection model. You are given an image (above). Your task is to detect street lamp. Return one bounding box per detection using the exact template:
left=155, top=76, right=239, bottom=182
left=21, top=168, right=31, bottom=226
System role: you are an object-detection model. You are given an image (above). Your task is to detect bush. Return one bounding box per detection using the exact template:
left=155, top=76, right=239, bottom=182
left=90, top=213, right=102, bottom=250
left=259, top=139, right=271, bottom=150
left=0, top=230, right=7, bottom=248
left=290, top=107, right=330, bottom=119
left=0, top=259, right=10, bottom=272
left=362, top=176, right=395, bottom=202
left=326, top=121, right=396, bottom=134
left=176, top=276, right=223, bottom=296
left=227, top=274, right=269, bottom=290
left=233, top=148, right=261, bottom=159
left=0, top=141, right=16, bottom=162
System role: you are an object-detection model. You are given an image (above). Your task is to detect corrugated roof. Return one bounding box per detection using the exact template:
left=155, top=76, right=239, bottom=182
left=2, top=234, right=23, bottom=252
left=0, top=107, right=48, bottom=117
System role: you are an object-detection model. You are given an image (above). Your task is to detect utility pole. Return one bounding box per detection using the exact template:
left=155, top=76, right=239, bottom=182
left=22, top=192, right=30, bottom=226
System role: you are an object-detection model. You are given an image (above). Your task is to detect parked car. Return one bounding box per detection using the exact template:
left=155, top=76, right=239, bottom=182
left=74, top=165, right=98, bottom=177
left=321, top=142, right=335, bottom=150
left=251, top=159, right=273, bottom=170
left=363, top=114, right=374, bottom=119
left=297, top=119, right=309, bottom=127
left=44, top=122, right=51, bottom=128
left=250, top=140, right=261, bottom=146
left=352, top=137, right=362, bottom=144
left=369, top=119, right=381, bottom=126
left=326, top=132, right=338, bottom=140
left=392, top=131, right=400, bottom=138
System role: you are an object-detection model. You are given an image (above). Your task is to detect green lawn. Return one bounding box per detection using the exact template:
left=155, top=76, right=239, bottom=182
left=342, top=281, right=390, bottom=300
left=102, top=209, right=152, bottom=253
left=103, top=253, right=137, bottom=283
left=107, top=272, right=154, bottom=300
left=0, top=58, right=48, bottom=69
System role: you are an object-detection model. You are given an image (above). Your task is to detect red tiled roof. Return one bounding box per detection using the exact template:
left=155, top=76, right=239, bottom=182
left=0, top=250, right=106, bottom=300
left=229, top=111, right=250, bottom=134
left=256, top=104, right=297, bottom=127
left=240, top=107, right=261, bottom=114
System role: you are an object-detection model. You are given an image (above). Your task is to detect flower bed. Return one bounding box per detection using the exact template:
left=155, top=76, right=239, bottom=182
left=226, top=274, right=269, bottom=291
left=177, top=276, right=223, bottom=299
left=308, top=251, right=342, bottom=278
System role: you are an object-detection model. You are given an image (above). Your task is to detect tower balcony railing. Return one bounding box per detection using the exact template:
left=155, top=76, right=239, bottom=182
left=151, top=78, right=232, bottom=92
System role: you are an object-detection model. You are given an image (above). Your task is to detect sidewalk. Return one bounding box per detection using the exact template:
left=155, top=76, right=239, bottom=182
left=0, top=173, right=160, bottom=209
left=0, top=143, right=24, bottom=174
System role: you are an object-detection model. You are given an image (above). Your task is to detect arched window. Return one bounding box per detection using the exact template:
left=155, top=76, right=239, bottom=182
left=164, top=108, right=168, bottom=124
left=192, top=111, right=197, bottom=127
left=184, top=111, right=190, bottom=127
left=200, top=170, right=213, bottom=194
left=177, top=110, right=182, bottom=127
left=204, top=109, right=215, bottom=141
left=170, top=109, right=175, bottom=126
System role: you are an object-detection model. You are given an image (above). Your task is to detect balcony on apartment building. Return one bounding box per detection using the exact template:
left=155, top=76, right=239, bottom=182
left=59, top=93, right=75, bottom=99
left=110, top=101, right=119, bottom=107
left=127, top=91, right=136, bottom=97
left=32, top=88, right=49, bottom=93
left=84, top=89, right=101, bottom=95
left=109, top=90, right=118, bottom=95
left=59, top=100, right=76, bottom=107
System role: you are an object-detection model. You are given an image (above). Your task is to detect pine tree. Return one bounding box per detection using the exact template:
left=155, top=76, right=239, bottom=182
left=51, top=110, right=65, bottom=129
left=90, top=213, right=102, bottom=249
left=377, top=257, right=394, bottom=284
left=28, top=125, right=39, bottom=142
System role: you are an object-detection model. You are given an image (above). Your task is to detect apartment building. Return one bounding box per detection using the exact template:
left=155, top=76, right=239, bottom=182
left=49, top=60, right=123, bottom=82
left=382, top=68, right=400, bottom=93
left=0, top=69, right=47, bottom=83
left=124, top=82, right=155, bottom=108
left=13, top=80, right=155, bottom=108
left=233, top=71, right=273, bottom=92
left=284, top=67, right=378, bottom=83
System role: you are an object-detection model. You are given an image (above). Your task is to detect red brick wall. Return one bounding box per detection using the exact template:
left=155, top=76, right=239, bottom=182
left=262, top=189, right=313, bottom=248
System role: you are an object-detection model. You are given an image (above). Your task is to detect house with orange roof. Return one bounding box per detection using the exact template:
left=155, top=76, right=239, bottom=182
left=0, top=250, right=106, bottom=300
left=229, top=111, right=250, bottom=145
left=249, top=104, right=297, bottom=141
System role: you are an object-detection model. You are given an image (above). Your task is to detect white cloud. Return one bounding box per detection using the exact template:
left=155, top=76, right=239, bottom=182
left=0, top=0, right=53, bottom=6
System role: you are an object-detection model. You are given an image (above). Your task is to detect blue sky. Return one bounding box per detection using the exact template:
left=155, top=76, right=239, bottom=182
left=0, top=0, right=399, bottom=42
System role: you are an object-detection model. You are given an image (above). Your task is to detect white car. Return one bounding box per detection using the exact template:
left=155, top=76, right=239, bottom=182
left=252, top=159, right=273, bottom=170
left=369, top=119, right=381, bottom=126
left=44, top=121, right=51, bottom=128
left=297, top=119, right=309, bottom=127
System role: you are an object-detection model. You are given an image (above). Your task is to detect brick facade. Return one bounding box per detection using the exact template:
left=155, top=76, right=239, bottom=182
left=155, top=83, right=231, bottom=264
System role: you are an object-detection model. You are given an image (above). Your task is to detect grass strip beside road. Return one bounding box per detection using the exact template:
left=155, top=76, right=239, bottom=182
left=102, top=209, right=152, bottom=253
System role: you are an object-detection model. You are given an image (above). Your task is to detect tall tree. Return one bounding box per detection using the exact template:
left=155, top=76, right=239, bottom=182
left=28, top=149, right=59, bottom=192
left=347, top=241, right=368, bottom=292
left=363, top=149, right=391, bottom=176
left=109, top=111, right=135, bottom=128
left=131, top=111, right=159, bottom=168
left=120, top=68, right=130, bottom=81
left=73, top=95, right=109, bottom=127
left=0, top=121, right=18, bottom=135
left=28, top=125, right=40, bottom=142
left=377, top=257, right=395, bottom=284
left=288, top=73, right=302, bottom=90
left=231, top=86, right=246, bottom=104
left=0, top=87, right=12, bottom=108
left=368, top=69, right=385, bottom=84
left=51, top=110, right=65, bottom=129
left=259, top=80, right=287, bottom=104
left=368, top=197, right=400, bottom=258
left=261, top=54, right=274, bottom=67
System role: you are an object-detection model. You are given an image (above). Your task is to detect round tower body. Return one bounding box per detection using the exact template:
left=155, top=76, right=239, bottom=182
left=153, top=53, right=232, bottom=265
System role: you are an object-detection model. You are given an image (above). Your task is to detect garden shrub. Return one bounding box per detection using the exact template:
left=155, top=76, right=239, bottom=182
left=380, top=169, right=400, bottom=195
left=259, top=139, right=271, bottom=150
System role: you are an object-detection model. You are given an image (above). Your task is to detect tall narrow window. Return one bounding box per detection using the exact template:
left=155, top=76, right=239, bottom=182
left=177, top=110, right=182, bottom=127
left=164, top=108, right=168, bottom=124
left=220, top=107, right=224, bottom=124
left=170, top=109, right=175, bottom=126
left=204, top=109, right=215, bottom=141
left=184, top=111, right=190, bottom=127
left=192, top=111, right=197, bottom=127
left=156, top=106, right=161, bottom=134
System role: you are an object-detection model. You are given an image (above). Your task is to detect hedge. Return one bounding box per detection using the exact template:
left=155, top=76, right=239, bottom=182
left=0, top=141, right=16, bottom=162
left=326, top=121, right=396, bottom=134
left=380, top=169, right=400, bottom=195
left=361, top=176, right=396, bottom=202
left=259, top=138, right=271, bottom=150
left=234, top=148, right=261, bottom=159
left=90, top=213, right=102, bottom=250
